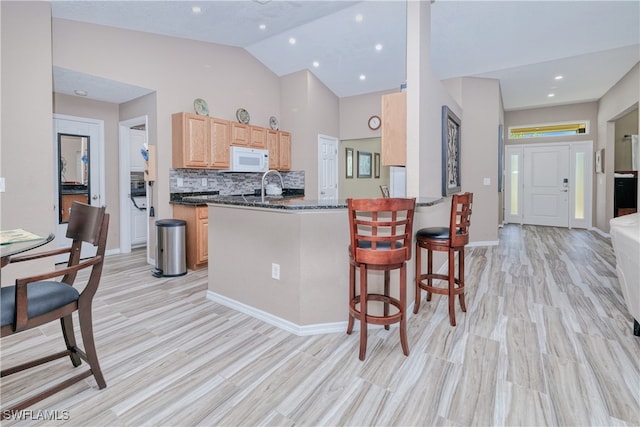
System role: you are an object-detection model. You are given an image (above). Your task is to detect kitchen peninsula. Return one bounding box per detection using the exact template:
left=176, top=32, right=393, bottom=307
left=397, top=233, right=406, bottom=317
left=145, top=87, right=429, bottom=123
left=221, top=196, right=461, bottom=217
left=204, top=195, right=448, bottom=335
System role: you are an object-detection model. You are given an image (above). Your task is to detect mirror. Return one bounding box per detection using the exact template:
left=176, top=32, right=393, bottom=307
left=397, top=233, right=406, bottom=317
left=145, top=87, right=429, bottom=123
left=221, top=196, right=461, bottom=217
left=58, top=133, right=90, bottom=223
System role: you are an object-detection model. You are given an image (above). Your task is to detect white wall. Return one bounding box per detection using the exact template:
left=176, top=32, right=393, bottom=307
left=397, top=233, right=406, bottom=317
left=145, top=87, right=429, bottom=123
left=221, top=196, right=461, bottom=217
left=1, top=2, right=55, bottom=283
left=597, top=63, right=639, bottom=231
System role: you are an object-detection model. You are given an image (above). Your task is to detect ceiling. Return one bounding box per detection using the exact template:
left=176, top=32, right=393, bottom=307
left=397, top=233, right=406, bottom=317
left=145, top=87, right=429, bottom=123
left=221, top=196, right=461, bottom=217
left=51, top=1, right=639, bottom=111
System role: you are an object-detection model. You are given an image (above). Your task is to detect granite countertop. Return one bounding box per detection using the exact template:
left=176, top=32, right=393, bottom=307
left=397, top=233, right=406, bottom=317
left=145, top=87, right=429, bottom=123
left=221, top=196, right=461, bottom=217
left=205, top=195, right=445, bottom=210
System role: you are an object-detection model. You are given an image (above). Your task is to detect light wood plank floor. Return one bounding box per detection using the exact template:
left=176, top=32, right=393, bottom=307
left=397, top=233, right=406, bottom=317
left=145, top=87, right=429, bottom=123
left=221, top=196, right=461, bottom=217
left=1, top=225, right=639, bottom=426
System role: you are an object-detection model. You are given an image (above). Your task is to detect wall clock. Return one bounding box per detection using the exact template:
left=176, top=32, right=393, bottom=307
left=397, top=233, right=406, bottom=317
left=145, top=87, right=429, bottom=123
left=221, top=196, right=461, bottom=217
left=368, top=115, right=381, bottom=130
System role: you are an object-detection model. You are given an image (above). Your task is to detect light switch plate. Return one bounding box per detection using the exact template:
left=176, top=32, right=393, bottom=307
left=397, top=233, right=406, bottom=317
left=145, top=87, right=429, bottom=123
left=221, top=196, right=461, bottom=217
left=177, top=177, right=184, bottom=187
left=483, top=178, right=491, bottom=186
left=0, top=177, right=5, bottom=192
left=201, top=178, right=207, bottom=187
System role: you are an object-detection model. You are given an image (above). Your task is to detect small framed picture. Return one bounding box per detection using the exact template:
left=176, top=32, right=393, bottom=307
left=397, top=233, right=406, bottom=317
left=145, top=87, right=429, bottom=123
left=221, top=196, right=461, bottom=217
left=374, top=153, right=380, bottom=178
left=345, top=148, right=354, bottom=178
left=357, top=151, right=372, bottom=178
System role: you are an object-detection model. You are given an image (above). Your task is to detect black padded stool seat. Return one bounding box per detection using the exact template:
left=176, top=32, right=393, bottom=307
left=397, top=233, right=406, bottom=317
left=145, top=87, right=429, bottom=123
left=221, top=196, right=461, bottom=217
left=414, top=192, right=473, bottom=326
left=1, top=282, right=79, bottom=327
left=346, top=197, right=416, bottom=361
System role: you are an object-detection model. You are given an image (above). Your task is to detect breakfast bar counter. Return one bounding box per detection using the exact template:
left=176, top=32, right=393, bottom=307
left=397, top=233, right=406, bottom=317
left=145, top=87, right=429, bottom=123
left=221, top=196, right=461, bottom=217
left=205, top=196, right=448, bottom=334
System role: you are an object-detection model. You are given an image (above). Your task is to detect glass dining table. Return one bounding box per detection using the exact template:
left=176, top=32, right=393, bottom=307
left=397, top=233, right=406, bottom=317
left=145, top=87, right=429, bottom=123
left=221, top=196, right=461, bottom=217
left=0, top=231, right=55, bottom=268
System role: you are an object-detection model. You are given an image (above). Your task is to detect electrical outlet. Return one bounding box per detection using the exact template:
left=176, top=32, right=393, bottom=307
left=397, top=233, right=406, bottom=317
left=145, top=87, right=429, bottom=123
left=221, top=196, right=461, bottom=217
left=177, top=177, right=184, bottom=187
left=201, top=178, right=207, bottom=187
left=271, top=263, right=280, bottom=280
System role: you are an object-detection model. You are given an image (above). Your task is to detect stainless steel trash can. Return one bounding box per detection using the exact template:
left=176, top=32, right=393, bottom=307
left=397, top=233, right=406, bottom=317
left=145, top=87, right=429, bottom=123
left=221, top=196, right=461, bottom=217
left=153, top=219, right=187, bottom=277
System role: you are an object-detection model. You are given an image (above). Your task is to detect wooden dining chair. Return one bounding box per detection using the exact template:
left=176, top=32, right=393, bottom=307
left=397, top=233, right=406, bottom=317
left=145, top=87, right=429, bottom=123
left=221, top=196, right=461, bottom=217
left=347, top=197, right=416, bottom=360
left=1, top=202, right=109, bottom=418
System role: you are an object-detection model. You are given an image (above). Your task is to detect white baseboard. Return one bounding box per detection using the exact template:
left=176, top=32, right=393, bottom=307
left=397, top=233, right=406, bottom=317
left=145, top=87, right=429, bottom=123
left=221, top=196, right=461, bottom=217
left=467, top=240, right=499, bottom=247
left=591, top=226, right=610, bottom=238
left=105, top=248, right=121, bottom=257
left=206, top=290, right=418, bottom=336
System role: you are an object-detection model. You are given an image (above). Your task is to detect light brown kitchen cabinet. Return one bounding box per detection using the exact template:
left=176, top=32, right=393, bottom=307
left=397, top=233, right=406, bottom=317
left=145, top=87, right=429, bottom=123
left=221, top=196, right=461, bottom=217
left=267, top=130, right=279, bottom=169
left=172, top=204, right=208, bottom=270
left=172, top=112, right=209, bottom=168
left=231, top=122, right=250, bottom=147
left=250, top=126, right=267, bottom=149
left=278, top=131, right=291, bottom=171
left=209, top=118, right=231, bottom=168
left=172, top=113, right=230, bottom=169
left=381, top=92, right=406, bottom=166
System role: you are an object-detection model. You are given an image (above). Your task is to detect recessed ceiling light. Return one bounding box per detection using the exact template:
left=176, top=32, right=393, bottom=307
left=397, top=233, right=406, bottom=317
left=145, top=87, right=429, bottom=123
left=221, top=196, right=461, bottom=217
left=259, top=24, right=266, bottom=30
left=289, top=37, right=296, bottom=45
left=74, top=90, right=88, bottom=96
left=359, top=74, right=366, bottom=81
left=312, top=61, right=319, bottom=68
left=554, top=75, right=563, bottom=80
left=355, top=14, right=363, bottom=22
left=548, top=93, right=555, bottom=98
left=375, top=44, right=383, bottom=51
left=191, top=6, right=202, bottom=14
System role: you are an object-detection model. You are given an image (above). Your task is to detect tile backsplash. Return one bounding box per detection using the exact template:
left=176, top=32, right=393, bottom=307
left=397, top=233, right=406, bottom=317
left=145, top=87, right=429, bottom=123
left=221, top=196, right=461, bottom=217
left=169, top=169, right=304, bottom=195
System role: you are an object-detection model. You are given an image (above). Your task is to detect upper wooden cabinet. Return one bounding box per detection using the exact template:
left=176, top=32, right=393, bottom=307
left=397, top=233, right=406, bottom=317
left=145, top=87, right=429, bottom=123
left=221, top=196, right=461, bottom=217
left=250, top=126, right=267, bottom=149
left=173, top=112, right=290, bottom=170
left=267, top=130, right=279, bottom=170
left=231, top=122, right=250, bottom=147
left=266, top=130, right=291, bottom=171
left=381, top=92, right=406, bottom=166
left=209, top=118, right=231, bottom=169
left=278, top=131, right=291, bottom=171
left=172, top=112, right=230, bottom=169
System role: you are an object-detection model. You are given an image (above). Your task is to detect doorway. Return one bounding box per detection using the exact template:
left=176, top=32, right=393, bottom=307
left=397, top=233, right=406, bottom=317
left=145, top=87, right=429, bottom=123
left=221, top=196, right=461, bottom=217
left=505, top=141, right=593, bottom=228
left=53, top=114, right=105, bottom=259
left=118, top=116, right=150, bottom=260
left=318, top=134, right=339, bottom=200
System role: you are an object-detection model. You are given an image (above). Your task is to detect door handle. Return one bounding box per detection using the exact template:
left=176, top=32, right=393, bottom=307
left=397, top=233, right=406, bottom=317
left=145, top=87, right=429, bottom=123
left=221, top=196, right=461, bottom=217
left=92, top=195, right=99, bottom=200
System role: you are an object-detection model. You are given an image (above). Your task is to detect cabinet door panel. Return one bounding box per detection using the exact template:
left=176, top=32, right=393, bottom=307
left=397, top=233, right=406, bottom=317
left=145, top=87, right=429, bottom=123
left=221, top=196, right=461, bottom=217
left=250, top=126, right=267, bottom=149
left=210, top=118, right=230, bottom=168
left=197, top=218, right=208, bottom=264
left=231, top=123, right=250, bottom=146
left=267, top=130, right=279, bottom=169
left=185, top=114, right=209, bottom=167
left=279, top=131, right=291, bottom=171
left=381, top=92, right=406, bottom=166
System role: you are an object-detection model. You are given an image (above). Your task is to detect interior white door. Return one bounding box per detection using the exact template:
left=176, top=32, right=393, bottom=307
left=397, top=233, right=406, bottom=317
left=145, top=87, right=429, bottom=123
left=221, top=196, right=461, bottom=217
left=318, top=134, right=338, bottom=200
left=54, top=115, right=104, bottom=259
left=523, top=144, right=570, bottom=227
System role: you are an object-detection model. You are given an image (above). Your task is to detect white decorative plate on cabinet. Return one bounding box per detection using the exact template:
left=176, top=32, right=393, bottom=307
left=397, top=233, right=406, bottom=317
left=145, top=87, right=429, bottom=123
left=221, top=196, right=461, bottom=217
left=269, top=116, right=279, bottom=130
left=236, top=108, right=250, bottom=124
left=193, top=98, right=209, bottom=116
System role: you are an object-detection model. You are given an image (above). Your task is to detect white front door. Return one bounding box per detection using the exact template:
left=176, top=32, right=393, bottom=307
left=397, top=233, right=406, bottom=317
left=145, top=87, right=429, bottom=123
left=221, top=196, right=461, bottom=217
left=54, top=115, right=105, bottom=259
left=318, top=134, right=338, bottom=200
left=523, top=144, right=570, bottom=227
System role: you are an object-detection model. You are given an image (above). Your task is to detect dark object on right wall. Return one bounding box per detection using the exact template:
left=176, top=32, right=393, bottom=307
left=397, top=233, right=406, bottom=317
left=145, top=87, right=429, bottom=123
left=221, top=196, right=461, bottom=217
left=614, top=175, right=637, bottom=217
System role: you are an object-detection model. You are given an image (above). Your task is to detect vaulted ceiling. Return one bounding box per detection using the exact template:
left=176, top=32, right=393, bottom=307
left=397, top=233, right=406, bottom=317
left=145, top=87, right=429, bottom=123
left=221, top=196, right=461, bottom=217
left=51, top=1, right=639, bottom=111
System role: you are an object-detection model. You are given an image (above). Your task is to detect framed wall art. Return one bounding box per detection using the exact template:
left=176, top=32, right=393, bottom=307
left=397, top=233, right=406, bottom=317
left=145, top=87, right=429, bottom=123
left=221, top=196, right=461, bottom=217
left=374, top=153, right=380, bottom=178
left=442, top=105, right=461, bottom=196
left=357, top=151, right=372, bottom=178
left=346, top=148, right=354, bottom=178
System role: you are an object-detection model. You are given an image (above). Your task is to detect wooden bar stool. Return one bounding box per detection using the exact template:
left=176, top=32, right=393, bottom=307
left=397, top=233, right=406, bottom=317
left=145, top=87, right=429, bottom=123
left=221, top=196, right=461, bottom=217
left=346, top=198, right=416, bottom=360
left=414, top=192, right=473, bottom=326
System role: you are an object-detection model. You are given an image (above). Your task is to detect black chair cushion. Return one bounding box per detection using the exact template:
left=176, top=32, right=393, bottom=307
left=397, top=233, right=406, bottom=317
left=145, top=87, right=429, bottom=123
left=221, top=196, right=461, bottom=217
left=1, top=281, right=80, bottom=327
left=416, top=227, right=450, bottom=240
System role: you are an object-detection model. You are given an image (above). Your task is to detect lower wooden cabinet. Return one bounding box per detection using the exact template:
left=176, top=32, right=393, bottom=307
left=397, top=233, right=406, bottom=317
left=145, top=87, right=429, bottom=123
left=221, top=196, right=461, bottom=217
left=172, top=204, right=208, bottom=270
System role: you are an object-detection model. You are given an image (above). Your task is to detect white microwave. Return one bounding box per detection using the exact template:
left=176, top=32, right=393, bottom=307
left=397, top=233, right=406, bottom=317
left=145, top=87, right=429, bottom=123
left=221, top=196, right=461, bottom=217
left=228, top=146, right=269, bottom=172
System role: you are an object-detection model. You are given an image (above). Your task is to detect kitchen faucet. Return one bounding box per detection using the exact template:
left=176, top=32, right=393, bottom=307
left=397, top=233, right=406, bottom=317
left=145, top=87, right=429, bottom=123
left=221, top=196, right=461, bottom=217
left=261, top=169, right=284, bottom=203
